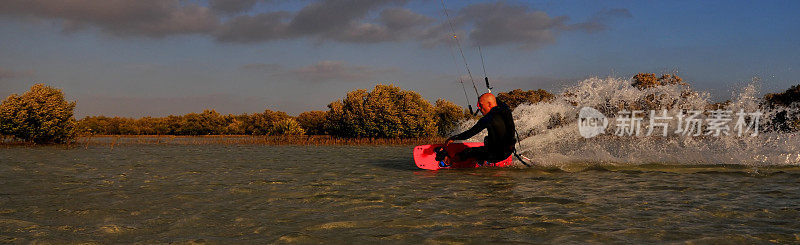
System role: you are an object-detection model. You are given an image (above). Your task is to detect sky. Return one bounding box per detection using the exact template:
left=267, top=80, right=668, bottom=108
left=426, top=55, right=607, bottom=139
left=1, top=0, right=798, bottom=118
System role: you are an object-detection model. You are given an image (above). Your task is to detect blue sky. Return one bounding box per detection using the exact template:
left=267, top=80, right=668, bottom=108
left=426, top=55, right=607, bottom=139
left=1, top=0, right=798, bottom=117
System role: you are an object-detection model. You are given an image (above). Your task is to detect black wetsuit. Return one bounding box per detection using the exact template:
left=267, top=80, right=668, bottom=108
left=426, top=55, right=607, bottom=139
left=448, top=102, right=516, bottom=163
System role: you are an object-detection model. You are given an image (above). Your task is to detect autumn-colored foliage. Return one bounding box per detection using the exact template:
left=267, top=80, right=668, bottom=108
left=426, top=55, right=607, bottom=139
left=496, top=89, right=554, bottom=109
left=242, top=109, right=294, bottom=135
left=325, top=84, right=437, bottom=138
left=2, top=83, right=561, bottom=141
left=273, top=118, right=305, bottom=135
left=77, top=116, right=141, bottom=135
left=174, top=110, right=228, bottom=135
left=763, top=84, right=800, bottom=131
left=297, top=111, right=327, bottom=135
left=0, top=84, right=77, bottom=143
left=74, top=85, right=467, bottom=138
left=434, top=99, right=469, bottom=136
left=764, top=84, right=800, bottom=107
left=631, top=73, right=686, bottom=89
left=77, top=109, right=302, bottom=136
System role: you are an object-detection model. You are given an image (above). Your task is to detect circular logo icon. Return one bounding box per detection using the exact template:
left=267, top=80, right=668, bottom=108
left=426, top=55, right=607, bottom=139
left=578, top=107, right=608, bottom=138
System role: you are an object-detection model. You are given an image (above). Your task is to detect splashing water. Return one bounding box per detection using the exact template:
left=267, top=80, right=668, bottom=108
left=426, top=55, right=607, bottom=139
left=456, top=77, right=800, bottom=168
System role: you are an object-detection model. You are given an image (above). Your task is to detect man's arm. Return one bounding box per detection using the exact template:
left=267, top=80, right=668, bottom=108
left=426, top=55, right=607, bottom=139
left=447, top=116, right=489, bottom=142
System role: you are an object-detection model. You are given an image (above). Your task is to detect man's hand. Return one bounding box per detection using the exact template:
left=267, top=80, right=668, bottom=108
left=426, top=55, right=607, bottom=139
left=444, top=138, right=454, bottom=147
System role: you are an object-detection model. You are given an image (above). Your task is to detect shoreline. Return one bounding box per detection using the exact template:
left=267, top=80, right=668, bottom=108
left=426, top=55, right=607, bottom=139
left=1, top=135, right=446, bottom=146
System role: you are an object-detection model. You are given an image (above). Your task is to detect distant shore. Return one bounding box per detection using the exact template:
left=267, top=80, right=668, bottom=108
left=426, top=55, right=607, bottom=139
left=1, top=135, right=445, bottom=147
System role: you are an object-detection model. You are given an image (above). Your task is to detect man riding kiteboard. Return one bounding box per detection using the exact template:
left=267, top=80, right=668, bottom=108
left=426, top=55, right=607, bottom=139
left=418, top=0, right=530, bottom=169
left=437, top=93, right=517, bottom=165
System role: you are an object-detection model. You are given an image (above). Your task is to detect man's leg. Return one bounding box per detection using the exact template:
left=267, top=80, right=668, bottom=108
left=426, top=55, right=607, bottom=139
left=456, top=146, right=490, bottom=162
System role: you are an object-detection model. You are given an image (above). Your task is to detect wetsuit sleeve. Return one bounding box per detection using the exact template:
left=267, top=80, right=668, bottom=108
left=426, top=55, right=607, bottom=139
left=448, top=116, right=489, bottom=141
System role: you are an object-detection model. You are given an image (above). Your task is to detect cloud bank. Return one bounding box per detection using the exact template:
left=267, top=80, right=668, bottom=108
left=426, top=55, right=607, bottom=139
left=0, top=0, right=218, bottom=37
left=0, top=0, right=630, bottom=49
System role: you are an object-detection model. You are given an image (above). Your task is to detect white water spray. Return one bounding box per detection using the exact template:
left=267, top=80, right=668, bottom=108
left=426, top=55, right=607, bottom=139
left=455, top=77, right=800, bottom=168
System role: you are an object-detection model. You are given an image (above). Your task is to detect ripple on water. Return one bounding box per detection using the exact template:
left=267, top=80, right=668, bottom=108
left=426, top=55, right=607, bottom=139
left=0, top=144, right=799, bottom=243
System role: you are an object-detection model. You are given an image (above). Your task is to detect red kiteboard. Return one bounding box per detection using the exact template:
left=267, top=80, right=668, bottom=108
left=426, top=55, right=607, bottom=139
left=413, top=142, right=514, bottom=170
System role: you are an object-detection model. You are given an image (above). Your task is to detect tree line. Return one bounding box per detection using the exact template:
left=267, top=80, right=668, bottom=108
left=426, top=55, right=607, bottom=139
left=77, top=109, right=304, bottom=136
left=0, top=83, right=554, bottom=144
left=5, top=73, right=798, bottom=144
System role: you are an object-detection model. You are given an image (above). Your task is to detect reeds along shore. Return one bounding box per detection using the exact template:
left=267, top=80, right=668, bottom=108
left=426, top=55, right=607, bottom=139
left=1, top=135, right=446, bottom=147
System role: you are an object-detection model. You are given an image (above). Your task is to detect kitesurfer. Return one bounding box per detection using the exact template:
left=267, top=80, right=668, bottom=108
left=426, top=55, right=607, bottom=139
left=443, top=93, right=516, bottom=164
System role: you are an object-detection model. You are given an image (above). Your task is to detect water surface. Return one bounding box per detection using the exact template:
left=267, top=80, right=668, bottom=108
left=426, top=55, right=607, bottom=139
left=1, top=144, right=799, bottom=243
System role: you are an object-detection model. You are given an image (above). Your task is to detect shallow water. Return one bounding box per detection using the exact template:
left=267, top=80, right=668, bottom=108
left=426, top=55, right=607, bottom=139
left=1, top=144, right=799, bottom=243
